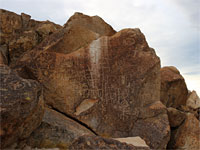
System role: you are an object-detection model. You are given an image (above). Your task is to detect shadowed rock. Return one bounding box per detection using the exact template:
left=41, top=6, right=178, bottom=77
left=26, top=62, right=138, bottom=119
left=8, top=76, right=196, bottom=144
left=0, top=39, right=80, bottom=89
left=160, top=66, right=188, bottom=108
left=0, top=65, right=44, bottom=148
left=22, top=108, right=94, bottom=149
left=69, top=135, right=150, bottom=150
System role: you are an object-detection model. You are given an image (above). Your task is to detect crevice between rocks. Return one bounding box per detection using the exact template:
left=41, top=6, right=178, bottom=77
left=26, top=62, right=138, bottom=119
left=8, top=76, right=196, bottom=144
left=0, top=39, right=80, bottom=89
left=49, top=106, right=98, bottom=136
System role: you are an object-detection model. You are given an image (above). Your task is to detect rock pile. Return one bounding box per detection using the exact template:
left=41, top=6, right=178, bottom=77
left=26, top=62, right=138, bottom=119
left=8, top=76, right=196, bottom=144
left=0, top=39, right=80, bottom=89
left=0, top=9, right=199, bottom=150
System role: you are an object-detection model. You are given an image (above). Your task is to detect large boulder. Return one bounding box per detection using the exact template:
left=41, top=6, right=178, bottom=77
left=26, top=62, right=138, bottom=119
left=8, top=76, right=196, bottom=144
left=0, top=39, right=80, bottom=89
left=0, top=9, right=62, bottom=65
left=69, top=135, right=150, bottom=150
left=168, top=113, right=200, bottom=150
left=64, top=12, right=116, bottom=36
left=23, top=108, right=95, bottom=149
left=35, top=12, right=116, bottom=54
left=160, top=66, right=188, bottom=108
left=0, top=65, right=44, bottom=148
left=14, top=28, right=170, bottom=149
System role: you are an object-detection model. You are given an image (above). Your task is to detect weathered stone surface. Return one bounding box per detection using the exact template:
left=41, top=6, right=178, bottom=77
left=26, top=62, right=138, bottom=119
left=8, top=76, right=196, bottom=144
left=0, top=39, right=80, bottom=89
left=0, top=9, right=62, bottom=65
left=23, top=107, right=94, bottom=149
left=114, top=137, right=149, bottom=149
left=34, top=12, right=116, bottom=54
left=167, top=107, right=186, bottom=128
left=0, top=65, right=44, bottom=148
left=160, top=66, right=188, bottom=108
left=69, top=135, right=150, bottom=150
left=186, top=90, right=200, bottom=110
left=14, top=28, right=170, bottom=149
left=168, top=113, right=200, bottom=150
left=64, top=12, right=116, bottom=36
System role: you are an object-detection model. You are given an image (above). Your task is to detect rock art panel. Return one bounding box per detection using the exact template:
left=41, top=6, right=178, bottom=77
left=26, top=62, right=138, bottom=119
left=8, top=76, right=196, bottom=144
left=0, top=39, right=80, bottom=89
left=14, top=29, right=170, bottom=149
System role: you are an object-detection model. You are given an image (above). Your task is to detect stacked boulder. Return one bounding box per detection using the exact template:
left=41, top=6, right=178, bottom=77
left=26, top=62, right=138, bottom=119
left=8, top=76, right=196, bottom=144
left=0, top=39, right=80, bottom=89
left=160, top=66, right=200, bottom=149
left=0, top=9, right=199, bottom=150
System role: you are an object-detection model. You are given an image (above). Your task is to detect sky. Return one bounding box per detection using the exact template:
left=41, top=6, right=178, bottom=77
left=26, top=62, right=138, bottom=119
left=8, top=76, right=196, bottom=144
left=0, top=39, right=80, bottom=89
left=1, top=0, right=200, bottom=95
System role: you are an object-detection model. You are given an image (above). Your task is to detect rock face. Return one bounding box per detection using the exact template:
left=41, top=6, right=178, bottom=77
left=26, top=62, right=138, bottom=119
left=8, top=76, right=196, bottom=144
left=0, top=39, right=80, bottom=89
left=0, top=9, right=61, bottom=65
left=0, top=65, right=44, bottom=148
left=14, top=28, right=170, bottom=149
left=24, top=108, right=95, bottom=149
left=64, top=12, right=116, bottom=36
left=34, top=12, right=116, bottom=54
left=168, top=113, right=200, bottom=150
left=160, top=66, right=188, bottom=108
left=69, top=135, right=150, bottom=150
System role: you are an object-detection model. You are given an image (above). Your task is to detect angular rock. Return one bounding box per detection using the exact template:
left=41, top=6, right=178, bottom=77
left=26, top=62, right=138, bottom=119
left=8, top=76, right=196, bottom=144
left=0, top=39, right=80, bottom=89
left=186, top=90, right=200, bottom=110
left=14, top=28, right=170, bottom=149
left=35, top=12, right=116, bottom=54
left=64, top=12, right=116, bottom=36
left=0, top=65, right=44, bottom=148
left=69, top=135, right=150, bottom=150
left=114, top=137, right=149, bottom=149
left=23, top=108, right=95, bottom=149
left=168, top=113, right=200, bottom=150
left=160, top=66, right=188, bottom=108
left=167, top=107, right=186, bottom=128
left=0, top=9, right=62, bottom=65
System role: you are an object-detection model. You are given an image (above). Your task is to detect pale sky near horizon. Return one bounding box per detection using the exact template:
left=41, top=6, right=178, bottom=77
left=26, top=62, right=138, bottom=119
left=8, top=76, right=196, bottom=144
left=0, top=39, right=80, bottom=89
left=1, top=0, right=200, bottom=95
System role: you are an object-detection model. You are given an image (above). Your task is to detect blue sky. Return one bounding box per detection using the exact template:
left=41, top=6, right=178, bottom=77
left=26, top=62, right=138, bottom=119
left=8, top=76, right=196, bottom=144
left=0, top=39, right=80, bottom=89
left=1, top=0, right=199, bottom=95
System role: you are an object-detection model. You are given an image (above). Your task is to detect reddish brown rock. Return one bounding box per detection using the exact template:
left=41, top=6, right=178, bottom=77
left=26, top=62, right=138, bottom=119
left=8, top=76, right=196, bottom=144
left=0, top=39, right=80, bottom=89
left=160, top=66, right=188, bottom=108
left=0, top=65, right=44, bottom=148
left=35, top=12, right=116, bottom=54
left=14, top=28, right=170, bottom=149
left=0, top=9, right=62, bottom=65
left=69, top=135, right=150, bottom=150
left=167, top=107, right=186, bottom=128
left=168, top=113, right=200, bottom=150
left=64, top=12, right=116, bottom=36
left=20, top=108, right=94, bottom=149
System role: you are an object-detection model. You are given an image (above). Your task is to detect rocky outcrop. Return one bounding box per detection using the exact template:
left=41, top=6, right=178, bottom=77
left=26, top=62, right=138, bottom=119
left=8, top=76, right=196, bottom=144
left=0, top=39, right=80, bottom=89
left=33, top=12, right=116, bottom=54
left=0, top=65, right=44, bottom=148
left=160, top=66, right=188, bottom=108
left=22, top=108, right=95, bottom=149
left=0, top=9, right=61, bottom=65
left=14, top=28, right=170, bottom=149
left=168, top=113, right=200, bottom=150
left=69, top=135, right=150, bottom=150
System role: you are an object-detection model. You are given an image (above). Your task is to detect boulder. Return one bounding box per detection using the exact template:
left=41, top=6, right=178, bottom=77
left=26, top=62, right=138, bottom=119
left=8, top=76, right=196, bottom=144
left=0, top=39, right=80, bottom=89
left=168, top=113, right=200, bottom=150
left=23, top=108, right=95, bottom=149
left=0, top=65, right=44, bottom=148
left=0, top=9, right=62, bottom=65
left=160, top=66, right=188, bottom=108
left=64, top=12, right=116, bottom=36
left=35, top=12, right=116, bottom=54
left=167, top=107, right=186, bottom=128
left=69, top=135, right=150, bottom=150
left=14, top=28, right=170, bottom=149
left=186, top=90, right=200, bottom=110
